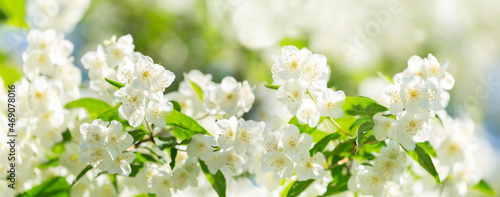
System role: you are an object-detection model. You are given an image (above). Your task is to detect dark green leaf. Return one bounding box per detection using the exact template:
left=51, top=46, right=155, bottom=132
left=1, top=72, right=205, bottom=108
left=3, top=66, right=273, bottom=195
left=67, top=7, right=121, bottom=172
left=405, top=144, right=441, bottom=184
left=170, top=148, right=178, bottom=169
left=286, top=180, right=315, bottom=197
left=18, top=177, right=69, bottom=197
left=108, top=174, right=119, bottom=193
left=356, top=121, right=374, bottom=149
left=105, top=78, right=125, bottom=89
left=71, top=165, right=93, bottom=187
left=128, top=129, right=150, bottom=143
left=154, top=136, right=177, bottom=150
left=342, top=96, right=388, bottom=117
left=128, top=163, right=143, bottom=177
left=64, top=98, right=111, bottom=119
left=165, top=110, right=210, bottom=140
left=135, top=152, right=159, bottom=163
left=264, top=84, right=281, bottom=90
left=472, top=179, right=495, bottom=196
left=322, top=164, right=350, bottom=196
left=170, top=100, right=181, bottom=112
left=310, top=132, right=342, bottom=156
left=199, top=159, right=226, bottom=197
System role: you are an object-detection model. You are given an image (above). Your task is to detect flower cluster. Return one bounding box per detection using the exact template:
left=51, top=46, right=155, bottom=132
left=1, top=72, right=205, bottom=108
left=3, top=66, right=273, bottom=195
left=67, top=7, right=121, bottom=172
left=271, top=46, right=346, bottom=127
left=78, top=119, right=135, bottom=176
left=374, top=54, right=455, bottom=150
left=348, top=140, right=407, bottom=197
left=167, top=70, right=255, bottom=119
left=82, top=35, right=176, bottom=128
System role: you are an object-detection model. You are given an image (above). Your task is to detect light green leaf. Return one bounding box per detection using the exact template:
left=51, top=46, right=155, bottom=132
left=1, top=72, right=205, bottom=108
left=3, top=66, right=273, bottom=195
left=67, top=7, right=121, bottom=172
left=0, top=0, right=28, bottom=27
left=289, top=116, right=323, bottom=134
left=342, top=96, right=388, bottom=117
left=97, top=104, right=127, bottom=124
left=472, top=179, right=495, bottom=196
left=405, top=144, right=441, bottom=184
left=71, top=165, right=93, bottom=188
left=199, top=159, right=226, bottom=197
left=264, top=84, right=281, bottom=90
left=285, top=180, right=315, bottom=197
left=184, top=73, right=204, bottom=101
left=165, top=110, right=210, bottom=140
left=105, top=78, right=125, bottom=89
left=64, top=98, right=111, bottom=119
left=416, top=141, right=437, bottom=158
left=377, top=71, right=393, bottom=84
left=18, top=177, right=70, bottom=197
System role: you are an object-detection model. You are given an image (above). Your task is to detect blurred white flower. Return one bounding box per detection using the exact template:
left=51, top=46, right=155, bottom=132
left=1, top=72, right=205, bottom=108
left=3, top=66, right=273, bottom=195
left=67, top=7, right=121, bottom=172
left=295, top=152, right=325, bottom=181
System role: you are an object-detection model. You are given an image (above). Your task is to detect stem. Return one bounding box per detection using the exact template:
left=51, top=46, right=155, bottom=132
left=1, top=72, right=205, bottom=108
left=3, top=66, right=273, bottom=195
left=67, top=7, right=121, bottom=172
left=328, top=117, right=349, bottom=136
left=196, top=113, right=209, bottom=121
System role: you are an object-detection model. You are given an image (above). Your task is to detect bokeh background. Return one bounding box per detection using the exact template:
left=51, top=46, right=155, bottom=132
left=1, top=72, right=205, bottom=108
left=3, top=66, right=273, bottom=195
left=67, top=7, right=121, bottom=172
left=1, top=0, right=500, bottom=194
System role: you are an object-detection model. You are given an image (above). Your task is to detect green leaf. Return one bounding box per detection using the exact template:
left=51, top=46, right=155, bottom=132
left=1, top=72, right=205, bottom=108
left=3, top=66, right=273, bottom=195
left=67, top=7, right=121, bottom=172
left=322, top=164, right=350, bottom=196
left=289, top=116, right=323, bottom=134
left=199, top=159, right=226, bottom=197
left=264, top=84, right=281, bottom=90
left=97, top=104, right=127, bottom=124
left=128, top=129, right=150, bottom=144
left=135, top=152, right=159, bottom=163
left=472, top=179, right=495, bottom=196
left=0, top=0, right=27, bottom=27
left=38, top=158, right=59, bottom=169
left=108, top=174, right=119, bottom=193
left=105, top=78, right=125, bottom=89
left=170, top=100, right=181, bottom=112
left=279, top=38, right=309, bottom=49
left=154, top=136, right=177, bottom=150
left=71, top=165, right=93, bottom=188
left=165, top=110, right=210, bottom=140
left=342, top=96, right=388, bottom=117
left=356, top=121, right=374, bottom=149
left=128, top=163, right=143, bottom=177
left=18, top=177, right=70, bottom=197
left=416, top=141, right=437, bottom=158
left=405, top=144, right=441, bottom=184
left=133, top=194, right=157, bottom=197
left=285, top=180, right=315, bottom=197
left=64, top=98, right=111, bottom=119
left=310, top=132, right=342, bottom=156
left=169, top=148, right=178, bottom=169
left=377, top=71, right=393, bottom=84
left=184, top=73, right=204, bottom=101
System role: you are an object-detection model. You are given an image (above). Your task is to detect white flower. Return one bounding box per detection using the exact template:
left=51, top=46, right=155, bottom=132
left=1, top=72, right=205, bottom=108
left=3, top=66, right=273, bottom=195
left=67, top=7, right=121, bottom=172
left=114, top=84, right=146, bottom=127
left=280, top=124, right=312, bottom=161
left=276, top=79, right=305, bottom=113
left=204, top=151, right=225, bottom=174
left=214, top=116, right=239, bottom=149
left=261, top=152, right=294, bottom=180
left=81, top=45, right=110, bottom=80
left=275, top=46, right=311, bottom=80
left=105, top=121, right=133, bottom=159
left=316, top=88, right=345, bottom=118
left=427, top=78, right=442, bottom=111
left=403, top=55, right=427, bottom=79
left=132, top=55, right=165, bottom=91
left=106, top=35, right=135, bottom=67
left=80, top=119, right=109, bottom=150
left=296, top=98, right=321, bottom=127
left=373, top=156, right=404, bottom=182
left=78, top=147, right=111, bottom=170
left=59, top=142, right=88, bottom=175
left=117, top=57, right=135, bottom=85
left=187, top=134, right=216, bottom=161
left=150, top=69, right=176, bottom=93
left=396, top=113, right=429, bottom=151
left=373, top=113, right=396, bottom=141
left=383, top=75, right=404, bottom=114
left=172, top=168, right=198, bottom=191
left=150, top=171, right=173, bottom=197
left=234, top=119, right=265, bottom=152
left=424, top=54, right=445, bottom=80
left=400, top=75, right=429, bottom=115
left=295, top=153, right=325, bottom=181
left=300, top=54, right=330, bottom=86
left=145, top=99, right=173, bottom=128
left=449, top=161, right=481, bottom=196
left=106, top=152, right=135, bottom=176
left=220, top=148, right=247, bottom=176
left=379, top=140, right=406, bottom=164
left=358, top=167, right=386, bottom=197
left=136, top=163, right=161, bottom=191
